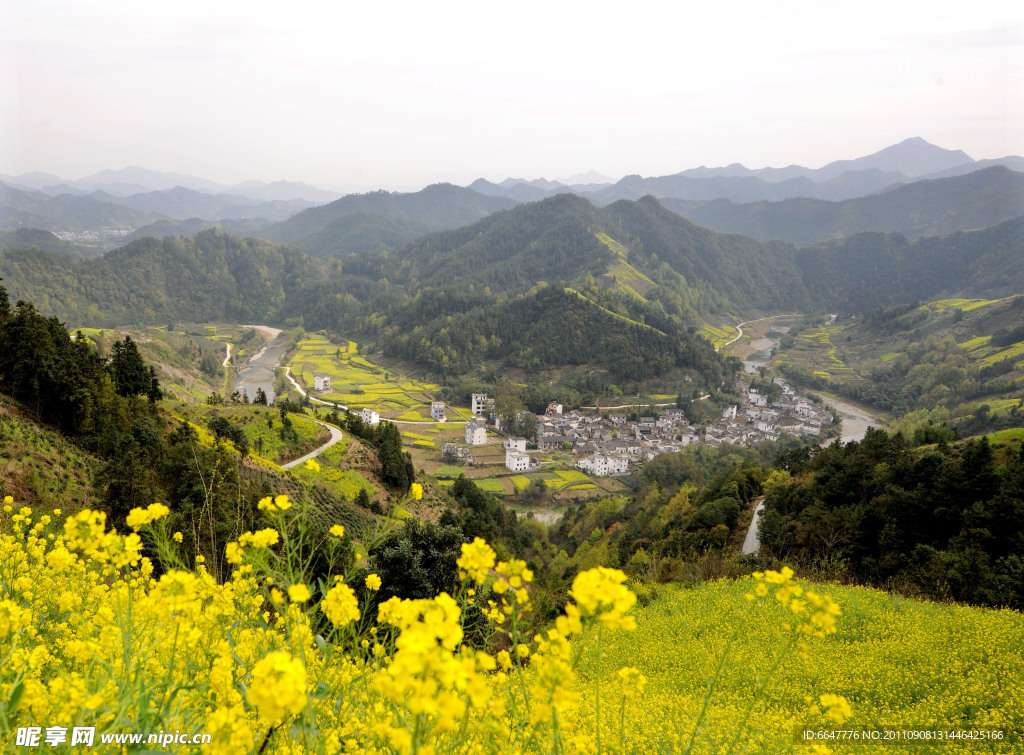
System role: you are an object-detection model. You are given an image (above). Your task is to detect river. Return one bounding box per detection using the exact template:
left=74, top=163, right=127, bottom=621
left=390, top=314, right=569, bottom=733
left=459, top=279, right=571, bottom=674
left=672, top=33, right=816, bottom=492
left=738, top=326, right=879, bottom=443
left=234, top=326, right=289, bottom=405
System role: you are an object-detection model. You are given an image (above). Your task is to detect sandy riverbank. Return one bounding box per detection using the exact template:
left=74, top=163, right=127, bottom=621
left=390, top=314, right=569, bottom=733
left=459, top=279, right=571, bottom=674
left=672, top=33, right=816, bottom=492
left=241, top=325, right=283, bottom=341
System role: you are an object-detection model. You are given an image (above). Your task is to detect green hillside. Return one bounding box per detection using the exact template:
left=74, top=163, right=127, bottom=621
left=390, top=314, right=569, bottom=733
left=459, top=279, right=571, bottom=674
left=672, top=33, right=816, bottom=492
left=0, top=395, right=102, bottom=511
left=773, top=295, right=1024, bottom=435
left=0, top=227, right=84, bottom=257
left=282, top=211, right=436, bottom=259
left=2, top=195, right=1022, bottom=387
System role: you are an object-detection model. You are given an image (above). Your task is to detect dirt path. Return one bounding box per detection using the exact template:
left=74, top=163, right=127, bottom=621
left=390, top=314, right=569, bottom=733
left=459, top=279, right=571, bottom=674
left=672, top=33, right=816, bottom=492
left=222, top=342, right=231, bottom=368
left=280, top=418, right=344, bottom=470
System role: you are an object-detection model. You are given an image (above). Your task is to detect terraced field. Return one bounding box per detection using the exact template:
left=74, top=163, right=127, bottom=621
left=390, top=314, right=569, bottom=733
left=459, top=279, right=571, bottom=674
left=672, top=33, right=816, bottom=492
left=285, top=334, right=473, bottom=421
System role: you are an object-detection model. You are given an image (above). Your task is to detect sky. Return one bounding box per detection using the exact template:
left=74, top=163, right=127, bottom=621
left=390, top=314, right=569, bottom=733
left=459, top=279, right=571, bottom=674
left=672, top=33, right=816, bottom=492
left=2, top=0, right=1022, bottom=191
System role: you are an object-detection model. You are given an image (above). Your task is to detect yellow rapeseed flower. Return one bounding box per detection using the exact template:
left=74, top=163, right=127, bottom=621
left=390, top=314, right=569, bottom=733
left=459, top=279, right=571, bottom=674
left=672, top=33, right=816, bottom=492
left=457, top=537, right=496, bottom=584
left=288, top=584, right=311, bottom=603
left=246, top=651, right=307, bottom=722
left=323, top=581, right=360, bottom=627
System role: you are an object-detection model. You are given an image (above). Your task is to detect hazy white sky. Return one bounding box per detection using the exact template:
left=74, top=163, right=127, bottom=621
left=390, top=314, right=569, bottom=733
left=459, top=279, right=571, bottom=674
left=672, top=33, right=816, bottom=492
left=2, top=0, right=1022, bottom=190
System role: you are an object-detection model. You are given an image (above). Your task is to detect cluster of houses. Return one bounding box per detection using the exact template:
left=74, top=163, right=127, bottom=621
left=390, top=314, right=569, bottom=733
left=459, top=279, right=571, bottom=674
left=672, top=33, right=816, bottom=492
left=707, top=377, right=835, bottom=446
left=537, top=405, right=692, bottom=476
left=444, top=382, right=836, bottom=480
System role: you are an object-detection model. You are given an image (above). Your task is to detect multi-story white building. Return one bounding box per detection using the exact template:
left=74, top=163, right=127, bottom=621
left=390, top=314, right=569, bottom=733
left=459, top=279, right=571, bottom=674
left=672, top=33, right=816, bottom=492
left=503, top=436, right=527, bottom=452
left=361, top=408, right=380, bottom=426
left=471, top=393, right=488, bottom=416
left=505, top=449, right=530, bottom=472
left=313, top=374, right=331, bottom=391
left=431, top=401, right=446, bottom=421
left=465, top=422, right=487, bottom=446
left=577, top=453, right=629, bottom=476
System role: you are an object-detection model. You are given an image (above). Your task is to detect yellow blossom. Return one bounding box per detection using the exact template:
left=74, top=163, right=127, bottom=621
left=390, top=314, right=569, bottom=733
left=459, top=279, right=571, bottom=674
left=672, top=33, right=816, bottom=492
left=288, top=584, right=311, bottom=603
left=246, top=651, right=307, bottom=722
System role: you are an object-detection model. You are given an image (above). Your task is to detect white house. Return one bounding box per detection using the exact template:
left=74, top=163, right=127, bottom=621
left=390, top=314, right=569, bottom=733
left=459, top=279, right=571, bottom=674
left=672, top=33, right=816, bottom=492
left=465, top=422, right=487, bottom=446
left=504, top=436, right=527, bottom=452
left=313, top=374, right=331, bottom=392
left=361, top=408, right=380, bottom=426
left=578, top=453, right=629, bottom=476
left=722, top=405, right=737, bottom=421
left=471, top=393, right=488, bottom=416
left=431, top=401, right=446, bottom=421
left=505, top=449, right=530, bottom=472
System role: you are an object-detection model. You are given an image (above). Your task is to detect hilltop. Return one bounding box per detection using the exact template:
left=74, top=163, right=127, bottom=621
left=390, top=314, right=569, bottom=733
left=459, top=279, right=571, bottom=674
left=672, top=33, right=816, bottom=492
left=260, top=183, right=518, bottom=257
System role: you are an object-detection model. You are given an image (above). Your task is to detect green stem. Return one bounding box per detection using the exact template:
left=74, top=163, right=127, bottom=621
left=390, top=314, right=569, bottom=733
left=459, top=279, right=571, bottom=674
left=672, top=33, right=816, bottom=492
left=595, top=623, right=603, bottom=754
left=683, top=625, right=740, bottom=755
left=620, top=693, right=627, bottom=754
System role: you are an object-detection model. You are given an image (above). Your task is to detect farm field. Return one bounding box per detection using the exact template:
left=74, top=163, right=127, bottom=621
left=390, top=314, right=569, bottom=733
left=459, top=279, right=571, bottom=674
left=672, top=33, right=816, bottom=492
left=283, top=333, right=468, bottom=421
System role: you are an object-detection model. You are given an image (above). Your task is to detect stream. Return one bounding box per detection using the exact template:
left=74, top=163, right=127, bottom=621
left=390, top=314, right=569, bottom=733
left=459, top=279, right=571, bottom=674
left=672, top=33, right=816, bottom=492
left=740, top=326, right=879, bottom=443
left=233, top=327, right=289, bottom=405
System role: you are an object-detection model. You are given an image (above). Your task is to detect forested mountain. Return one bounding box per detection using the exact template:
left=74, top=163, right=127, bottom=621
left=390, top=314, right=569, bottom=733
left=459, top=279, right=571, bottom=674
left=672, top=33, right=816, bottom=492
left=0, top=181, right=163, bottom=232
left=0, top=230, right=308, bottom=327
left=0, top=227, right=83, bottom=257
left=1, top=194, right=1021, bottom=383
left=376, top=285, right=734, bottom=383
left=123, top=217, right=270, bottom=243
left=275, top=212, right=437, bottom=259
left=795, top=216, right=1024, bottom=309
left=261, top=183, right=517, bottom=254
left=662, top=166, right=1024, bottom=245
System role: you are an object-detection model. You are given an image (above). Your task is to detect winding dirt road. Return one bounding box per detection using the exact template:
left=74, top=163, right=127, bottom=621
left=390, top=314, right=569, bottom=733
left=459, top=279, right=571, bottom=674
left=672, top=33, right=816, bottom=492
left=280, top=417, right=344, bottom=470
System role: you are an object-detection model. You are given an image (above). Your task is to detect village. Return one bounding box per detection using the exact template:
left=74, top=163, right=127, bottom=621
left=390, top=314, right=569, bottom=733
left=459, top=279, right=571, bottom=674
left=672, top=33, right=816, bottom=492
left=414, top=377, right=839, bottom=481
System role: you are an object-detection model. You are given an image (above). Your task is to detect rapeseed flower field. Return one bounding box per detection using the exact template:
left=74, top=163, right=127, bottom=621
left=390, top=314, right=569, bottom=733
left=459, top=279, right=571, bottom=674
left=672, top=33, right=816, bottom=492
left=1, top=495, right=1020, bottom=753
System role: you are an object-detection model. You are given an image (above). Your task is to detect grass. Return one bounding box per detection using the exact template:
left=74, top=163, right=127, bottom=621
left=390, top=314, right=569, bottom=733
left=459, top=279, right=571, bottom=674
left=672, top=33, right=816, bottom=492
left=985, top=427, right=1024, bottom=445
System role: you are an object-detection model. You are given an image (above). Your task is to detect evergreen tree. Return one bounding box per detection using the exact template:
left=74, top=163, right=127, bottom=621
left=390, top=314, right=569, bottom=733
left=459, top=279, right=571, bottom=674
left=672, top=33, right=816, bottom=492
left=375, top=421, right=414, bottom=493
left=110, top=336, right=150, bottom=397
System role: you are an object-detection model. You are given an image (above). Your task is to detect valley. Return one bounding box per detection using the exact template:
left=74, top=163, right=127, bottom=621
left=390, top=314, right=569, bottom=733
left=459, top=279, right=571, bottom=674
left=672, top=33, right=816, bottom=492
left=1, top=136, right=1022, bottom=754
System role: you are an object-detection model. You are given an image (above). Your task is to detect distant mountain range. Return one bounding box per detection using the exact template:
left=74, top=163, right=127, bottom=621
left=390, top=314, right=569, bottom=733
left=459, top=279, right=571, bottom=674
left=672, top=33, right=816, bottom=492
left=3, top=137, right=1022, bottom=260
left=661, top=166, right=1024, bottom=245
left=468, top=138, right=1023, bottom=204
left=0, top=181, right=315, bottom=239
left=0, top=166, right=344, bottom=203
